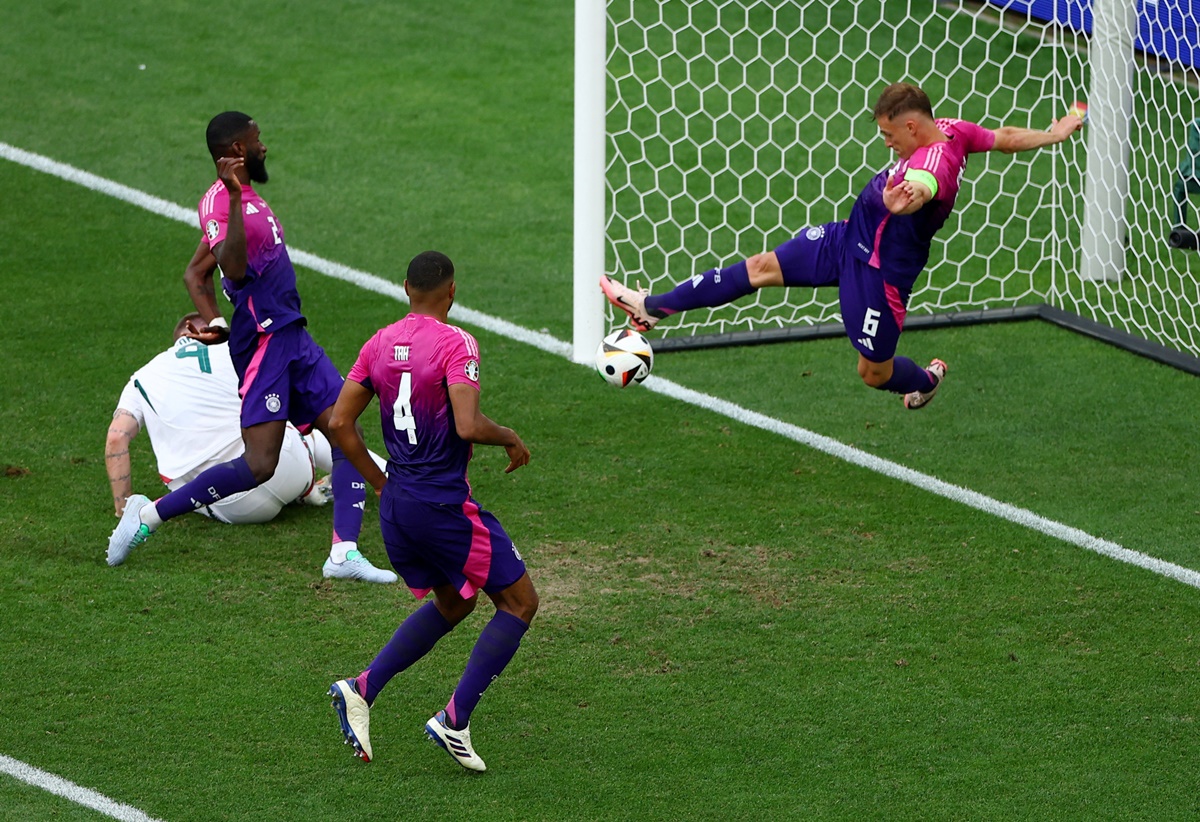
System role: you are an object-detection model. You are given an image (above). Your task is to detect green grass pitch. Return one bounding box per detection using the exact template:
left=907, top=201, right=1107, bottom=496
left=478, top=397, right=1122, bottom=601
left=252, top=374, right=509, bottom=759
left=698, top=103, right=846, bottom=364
left=2, top=2, right=1200, bottom=820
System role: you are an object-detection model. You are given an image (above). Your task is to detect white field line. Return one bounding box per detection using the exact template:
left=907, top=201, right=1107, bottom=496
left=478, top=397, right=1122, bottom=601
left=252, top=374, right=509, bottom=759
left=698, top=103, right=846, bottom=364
left=4, top=139, right=1198, bottom=592
left=0, top=754, right=165, bottom=822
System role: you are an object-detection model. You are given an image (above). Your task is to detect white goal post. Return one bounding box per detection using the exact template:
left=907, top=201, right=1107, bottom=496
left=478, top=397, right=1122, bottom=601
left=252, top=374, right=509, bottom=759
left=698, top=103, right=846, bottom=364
left=572, top=0, right=1200, bottom=372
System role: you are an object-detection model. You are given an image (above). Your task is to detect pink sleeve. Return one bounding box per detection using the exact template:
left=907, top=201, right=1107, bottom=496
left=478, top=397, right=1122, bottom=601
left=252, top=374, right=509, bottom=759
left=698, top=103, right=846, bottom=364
left=346, top=333, right=379, bottom=386
left=959, top=121, right=997, bottom=154
left=199, top=187, right=230, bottom=249
left=443, top=327, right=481, bottom=390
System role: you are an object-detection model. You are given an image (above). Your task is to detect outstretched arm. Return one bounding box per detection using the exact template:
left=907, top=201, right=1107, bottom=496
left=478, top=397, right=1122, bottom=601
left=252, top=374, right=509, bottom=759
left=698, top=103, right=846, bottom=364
left=992, top=115, right=1084, bottom=154
left=448, top=384, right=530, bottom=473
left=106, top=409, right=140, bottom=516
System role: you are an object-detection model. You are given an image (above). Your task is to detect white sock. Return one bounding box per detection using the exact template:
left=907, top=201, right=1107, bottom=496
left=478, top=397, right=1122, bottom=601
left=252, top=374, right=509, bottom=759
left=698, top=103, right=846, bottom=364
left=139, top=502, right=163, bottom=531
left=329, top=541, right=357, bottom=564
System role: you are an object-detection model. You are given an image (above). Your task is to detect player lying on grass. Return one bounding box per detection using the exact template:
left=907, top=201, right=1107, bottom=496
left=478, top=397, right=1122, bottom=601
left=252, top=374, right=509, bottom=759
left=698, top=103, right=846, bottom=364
left=327, top=251, right=537, bottom=773
left=106, top=313, right=388, bottom=529
left=107, top=112, right=392, bottom=582
left=602, top=82, right=1085, bottom=410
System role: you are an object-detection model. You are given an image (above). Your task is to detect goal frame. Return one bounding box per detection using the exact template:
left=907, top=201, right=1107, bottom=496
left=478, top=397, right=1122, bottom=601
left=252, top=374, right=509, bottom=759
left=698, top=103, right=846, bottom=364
left=571, top=0, right=1200, bottom=375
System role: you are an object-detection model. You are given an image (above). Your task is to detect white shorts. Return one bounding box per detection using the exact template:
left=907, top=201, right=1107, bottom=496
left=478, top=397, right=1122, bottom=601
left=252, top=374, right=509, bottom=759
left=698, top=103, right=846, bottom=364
left=166, top=425, right=316, bottom=525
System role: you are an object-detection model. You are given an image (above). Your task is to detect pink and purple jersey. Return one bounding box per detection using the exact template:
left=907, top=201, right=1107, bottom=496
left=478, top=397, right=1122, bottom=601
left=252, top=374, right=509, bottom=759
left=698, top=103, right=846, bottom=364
left=347, top=313, right=482, bottom=504
left=198, top=181, right=305, bottom=359
left=845, top=118, right=996, bottom=288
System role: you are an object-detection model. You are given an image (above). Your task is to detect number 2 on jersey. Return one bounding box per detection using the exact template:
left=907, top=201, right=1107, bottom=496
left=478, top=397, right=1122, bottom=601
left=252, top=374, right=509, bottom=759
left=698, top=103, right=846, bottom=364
left=392, top=371, right=418, bottom=444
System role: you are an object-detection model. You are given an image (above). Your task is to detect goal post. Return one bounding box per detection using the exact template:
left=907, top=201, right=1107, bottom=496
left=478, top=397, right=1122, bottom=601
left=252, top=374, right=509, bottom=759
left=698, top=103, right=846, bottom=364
left=1079, top=0, right=1135, bottom=283
left=572, top=0, right=1200, bottom=372
left=573, top=0, right=608, bottom=364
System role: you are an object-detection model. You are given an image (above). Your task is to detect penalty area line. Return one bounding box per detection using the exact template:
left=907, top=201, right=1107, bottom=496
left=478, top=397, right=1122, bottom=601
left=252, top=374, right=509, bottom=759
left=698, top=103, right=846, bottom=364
left=3, top=141, right=1198, bottom=594
left=0, top=754, right=165, bottom=822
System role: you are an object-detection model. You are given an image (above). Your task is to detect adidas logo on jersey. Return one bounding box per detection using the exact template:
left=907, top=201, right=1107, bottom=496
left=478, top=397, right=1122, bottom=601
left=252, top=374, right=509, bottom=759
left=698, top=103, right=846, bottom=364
left=857, top=337, right=875, bottom=351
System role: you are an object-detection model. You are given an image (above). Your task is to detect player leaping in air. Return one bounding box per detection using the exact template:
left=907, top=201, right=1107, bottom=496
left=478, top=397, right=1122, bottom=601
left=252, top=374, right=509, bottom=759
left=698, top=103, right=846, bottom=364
left=107, top=112, right=394, bottom=583
left=602, top=82, right=1085, bottom=409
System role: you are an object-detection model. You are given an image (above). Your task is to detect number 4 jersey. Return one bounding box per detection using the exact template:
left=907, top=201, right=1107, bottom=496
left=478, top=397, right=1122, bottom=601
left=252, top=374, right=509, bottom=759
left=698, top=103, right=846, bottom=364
left=346, top=313, right=482, bottom=504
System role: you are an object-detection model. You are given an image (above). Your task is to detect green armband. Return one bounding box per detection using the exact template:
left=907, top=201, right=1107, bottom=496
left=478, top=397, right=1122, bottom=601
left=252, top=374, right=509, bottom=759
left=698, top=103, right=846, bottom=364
left=904, top=169, right=939, bottom=200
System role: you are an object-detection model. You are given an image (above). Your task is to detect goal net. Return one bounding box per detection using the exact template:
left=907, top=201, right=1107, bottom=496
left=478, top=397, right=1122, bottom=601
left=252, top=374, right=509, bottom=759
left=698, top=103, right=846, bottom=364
left=576, top=0, right=1200, bottom=365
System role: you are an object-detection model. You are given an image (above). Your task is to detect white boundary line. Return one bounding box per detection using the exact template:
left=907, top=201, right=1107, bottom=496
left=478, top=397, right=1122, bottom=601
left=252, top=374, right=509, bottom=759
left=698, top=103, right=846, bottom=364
left=648, top=379, right=1200, bottom=588
left=5, top=139, right=1199, bottom=592
left=0, top=754, right=165, bottom=822
left=5, top=137, right=1200, bottom=818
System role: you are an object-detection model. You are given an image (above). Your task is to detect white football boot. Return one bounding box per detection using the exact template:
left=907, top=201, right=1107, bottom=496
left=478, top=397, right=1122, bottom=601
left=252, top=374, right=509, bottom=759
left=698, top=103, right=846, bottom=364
left=329, top=679, right=372, bottom=762
left=107, top=494, right=154, bottom=566
left=599, top=275, right=660, bottom=332
left=322, top=549, right=398, bottom=584
left=425, top=710, right=486, bottom=772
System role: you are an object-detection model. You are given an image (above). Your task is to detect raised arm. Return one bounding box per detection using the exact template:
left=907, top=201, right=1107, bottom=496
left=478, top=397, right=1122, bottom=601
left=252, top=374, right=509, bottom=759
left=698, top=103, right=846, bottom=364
left=448, top=384, right=530, bottom=473
left=182, top=241, right=230, bottom=344
left=105, top=409, right=141, bottom=516
left=211, top=156, right=248, bottom=284
left=991, top=115, right=1084, bottom=155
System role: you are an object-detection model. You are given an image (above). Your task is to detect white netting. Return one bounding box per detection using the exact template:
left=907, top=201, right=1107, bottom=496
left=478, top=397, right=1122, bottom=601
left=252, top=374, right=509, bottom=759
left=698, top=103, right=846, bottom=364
left=602, top=0, right=1200, bottom=359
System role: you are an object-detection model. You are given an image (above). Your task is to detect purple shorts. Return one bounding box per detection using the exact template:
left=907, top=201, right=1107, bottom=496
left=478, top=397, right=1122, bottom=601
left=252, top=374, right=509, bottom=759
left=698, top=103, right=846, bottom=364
left=232, top=322, right=344, bottom=429
left=774, top=221, right=911, bottom=363
left=379, top=484, right=527, bottom=600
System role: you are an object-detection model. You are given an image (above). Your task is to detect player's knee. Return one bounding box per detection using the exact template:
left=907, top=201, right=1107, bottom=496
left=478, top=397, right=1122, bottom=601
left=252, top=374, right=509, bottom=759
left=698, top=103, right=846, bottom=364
left=857, top=360, right=891, bottom=388
left=451, top=597, right=478, bottom=624
left=746, top=252, right=781, bottom=288
left=244, top=455, right=280, bottom=484
left=861, top=370, right=890, bottom=389
left=493, top=576, right=539, bottom=624
left=435, top=591, right=478, bottom=626
left=512, top=587, right=539, bottom=624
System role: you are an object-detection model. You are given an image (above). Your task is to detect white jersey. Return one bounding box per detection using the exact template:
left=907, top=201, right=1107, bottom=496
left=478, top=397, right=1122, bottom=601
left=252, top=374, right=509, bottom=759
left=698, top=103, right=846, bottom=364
left=116, top=338, right=244, bottom=483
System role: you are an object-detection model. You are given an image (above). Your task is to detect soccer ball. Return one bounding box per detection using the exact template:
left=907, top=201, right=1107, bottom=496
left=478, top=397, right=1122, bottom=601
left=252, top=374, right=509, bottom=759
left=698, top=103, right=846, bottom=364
left=595, top=329, right=653, bottom=387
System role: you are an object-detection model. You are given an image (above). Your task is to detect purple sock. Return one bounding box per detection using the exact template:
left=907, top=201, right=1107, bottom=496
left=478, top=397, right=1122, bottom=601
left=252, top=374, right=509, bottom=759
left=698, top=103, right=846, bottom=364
left=444, top=609, right=529, bottom=730
left=329, top=447, right=366, bottom=545
left=154, top=456, right=257, bottom=521
left=644, top=261, right=754, bottom=316
left=360, top=601, right=453, bottom=705
left=878, top=356, right=935, bottom=394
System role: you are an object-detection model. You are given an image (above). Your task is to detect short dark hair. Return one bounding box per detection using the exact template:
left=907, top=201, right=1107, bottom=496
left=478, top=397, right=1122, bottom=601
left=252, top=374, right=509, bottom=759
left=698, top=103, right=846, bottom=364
left=174, top=312, right=203, bottom=339
left=406, top=251, right=455, bottom=293
left=872, top=83, right=934, bottom=121
left=206, top=111, right=254, bottom=160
